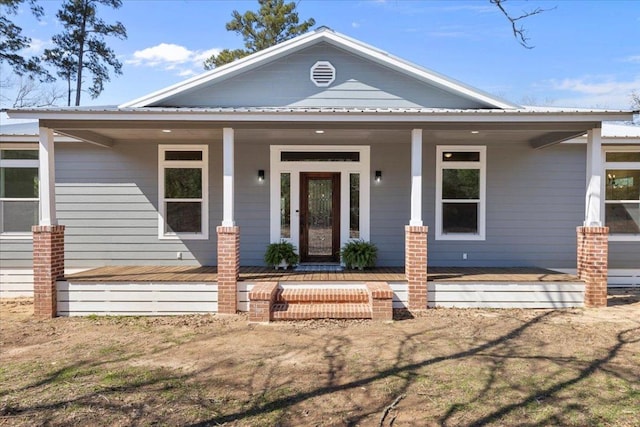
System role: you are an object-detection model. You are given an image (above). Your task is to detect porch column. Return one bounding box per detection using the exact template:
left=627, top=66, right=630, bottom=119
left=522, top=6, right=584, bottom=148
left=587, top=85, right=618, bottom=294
left=406, top=129, right=428, bottom=310
left=33, top=127, right=65, bottom=318
left=410, top=129, right=423, bottom=226
left=578, top=128, right=608, bottom=308
left=217, top=127, right=239, bottom=314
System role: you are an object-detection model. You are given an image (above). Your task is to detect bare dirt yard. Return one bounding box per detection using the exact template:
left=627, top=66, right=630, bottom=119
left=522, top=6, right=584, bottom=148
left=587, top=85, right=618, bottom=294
left=1, top=290, right=639, bottom=427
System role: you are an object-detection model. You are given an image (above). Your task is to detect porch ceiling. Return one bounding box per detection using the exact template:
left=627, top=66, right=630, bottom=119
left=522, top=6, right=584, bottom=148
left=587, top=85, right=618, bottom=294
left=44, top=122, right=592, bottom=148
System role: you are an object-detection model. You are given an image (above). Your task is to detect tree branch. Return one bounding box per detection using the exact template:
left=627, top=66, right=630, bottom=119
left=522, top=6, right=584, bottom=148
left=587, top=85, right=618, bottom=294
left=490, top=0, right=554, bottom=49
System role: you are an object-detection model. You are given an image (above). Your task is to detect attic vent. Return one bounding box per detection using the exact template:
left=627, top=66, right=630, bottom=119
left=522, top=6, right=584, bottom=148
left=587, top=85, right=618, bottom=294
left=310, top=61, right=335, bottom=87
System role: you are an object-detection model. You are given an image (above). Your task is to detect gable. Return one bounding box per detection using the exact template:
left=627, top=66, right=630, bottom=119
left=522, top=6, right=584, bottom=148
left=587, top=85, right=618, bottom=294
left=151, top=42, right=493, bottom=109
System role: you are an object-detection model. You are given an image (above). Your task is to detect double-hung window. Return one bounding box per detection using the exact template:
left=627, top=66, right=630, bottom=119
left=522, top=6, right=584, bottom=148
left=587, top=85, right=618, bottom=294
left=604, top=148, right=640, bottom=240
left=158, top=145, right=208, bottom=239
left=436, top=146, right=486, bottom=240
left=0, top=146, right=39, bottom=237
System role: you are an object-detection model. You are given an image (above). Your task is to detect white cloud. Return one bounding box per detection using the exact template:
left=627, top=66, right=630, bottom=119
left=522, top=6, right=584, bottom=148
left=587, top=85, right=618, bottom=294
left=624, top=55, right=640, bottom=63
left=547, top=76, right=640, bottom=109
left=351, top=22, right=360, bottom=28
left=24, top=38, right=49, bottom=54
left=126, top=43, right=221, bottom=76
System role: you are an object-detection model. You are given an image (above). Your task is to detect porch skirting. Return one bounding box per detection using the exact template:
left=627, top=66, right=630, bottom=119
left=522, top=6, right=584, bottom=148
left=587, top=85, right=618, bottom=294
left=53, top=267, right=585, bottom=316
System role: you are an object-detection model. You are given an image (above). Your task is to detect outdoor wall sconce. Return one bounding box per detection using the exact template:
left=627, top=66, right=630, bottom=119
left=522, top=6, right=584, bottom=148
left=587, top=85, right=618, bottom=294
left=375, top=170, right=382, bottom=182
left=258, top=170, right=265, bottom=182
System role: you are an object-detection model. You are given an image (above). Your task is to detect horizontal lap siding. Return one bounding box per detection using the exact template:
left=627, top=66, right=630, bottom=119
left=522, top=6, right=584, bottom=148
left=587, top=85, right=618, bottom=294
left=371, top=141, right=410, bottom=266
left=0, top=240, right=32, bottom=268
left=427, top=282, right=584, bottom=308
left=163, top=43, right=487, bottom=109
left=424, top=142, right=586, bottom=268
left=235, top=141, right=270, bottom=265
left=0, top=269, right=34, bottom=297
left=57, top=281, right=218, bottom=316
left=55, top=141, right=222, bottom=268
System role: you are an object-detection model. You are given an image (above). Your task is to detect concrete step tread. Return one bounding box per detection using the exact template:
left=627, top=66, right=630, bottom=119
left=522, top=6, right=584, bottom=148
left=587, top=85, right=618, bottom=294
left=276, top=288, right=369, bottom=303
left=271, top=302, right=372, bottom=320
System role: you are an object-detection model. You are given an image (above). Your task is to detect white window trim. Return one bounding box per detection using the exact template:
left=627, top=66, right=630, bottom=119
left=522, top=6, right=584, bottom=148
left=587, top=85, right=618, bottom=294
left=602, top=146, right=640, bottom=242
left=158, top=144, right=209, bottom=240
left=269, top=145, right=370, bottom=252
left=0, top=144, right=39, bottom=239
left=435, top=145, right=486, bottom=241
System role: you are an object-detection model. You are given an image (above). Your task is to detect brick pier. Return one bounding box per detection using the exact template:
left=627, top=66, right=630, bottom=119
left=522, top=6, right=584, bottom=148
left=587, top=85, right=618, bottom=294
left=217, top=226, right=240, bottom=314
left=405, top=225, right=428, bottom=310
left=32, top=225, right=65, bottom=318
left=577, top=226, right=609, bottom=308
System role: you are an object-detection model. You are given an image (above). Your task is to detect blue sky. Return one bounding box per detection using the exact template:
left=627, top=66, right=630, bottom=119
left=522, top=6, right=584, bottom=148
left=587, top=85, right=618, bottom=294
left=2, top=0, right=639, bottom=118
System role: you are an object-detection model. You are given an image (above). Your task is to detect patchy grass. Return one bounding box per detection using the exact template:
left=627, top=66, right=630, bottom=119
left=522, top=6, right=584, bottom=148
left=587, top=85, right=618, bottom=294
left=0, top=296, right=639, bottom=426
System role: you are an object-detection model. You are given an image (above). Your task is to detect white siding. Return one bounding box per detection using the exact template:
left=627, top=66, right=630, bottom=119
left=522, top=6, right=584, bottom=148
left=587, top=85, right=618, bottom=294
left=0, top=269, right=33, bottom=297
left=427, top=282, right=584, bottom=308
left=57, top=281, right=217, bottom=316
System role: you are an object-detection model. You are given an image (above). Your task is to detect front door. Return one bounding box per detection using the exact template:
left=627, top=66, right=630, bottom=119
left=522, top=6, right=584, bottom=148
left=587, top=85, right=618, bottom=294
left=299, top=172, right=340, bottom=262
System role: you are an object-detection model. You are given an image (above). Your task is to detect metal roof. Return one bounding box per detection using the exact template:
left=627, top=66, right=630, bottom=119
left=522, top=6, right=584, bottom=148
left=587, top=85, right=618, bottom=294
left=5, top=105, right=633, bottom=115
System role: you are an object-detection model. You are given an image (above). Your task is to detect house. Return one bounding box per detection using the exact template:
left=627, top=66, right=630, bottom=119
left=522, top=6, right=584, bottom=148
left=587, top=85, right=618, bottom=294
left=2, top=28, right=638, bottom=319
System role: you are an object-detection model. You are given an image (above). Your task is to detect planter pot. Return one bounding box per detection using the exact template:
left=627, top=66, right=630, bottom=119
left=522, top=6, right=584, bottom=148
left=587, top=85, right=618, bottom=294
left=275, top=260, right=289, bottom=270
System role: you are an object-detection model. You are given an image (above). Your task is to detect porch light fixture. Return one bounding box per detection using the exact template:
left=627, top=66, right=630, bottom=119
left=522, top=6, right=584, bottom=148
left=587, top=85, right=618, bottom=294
left=315, top=130, right=325, bottom=134
left=470, top=130, right=480, bottom=134
left=258, top=169, right=265, bottom=182
left=161, top=129, right=172, bottom=133
left=375, top=170, right=382, bottom=182
left=444, top=152, right=453, bottom=158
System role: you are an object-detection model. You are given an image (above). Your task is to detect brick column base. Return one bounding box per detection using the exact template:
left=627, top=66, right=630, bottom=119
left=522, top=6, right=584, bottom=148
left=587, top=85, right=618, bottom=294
left=32, top=225, right=65, bottom=318
left=366, top=282, right=393, bottom=321
left=248, top=281, right=279, bottom=322
left=217, top=226, right=240, bottom=314
left=405, top=225, right=428, bottom=310
left=577, top=226, right=608, bottom=308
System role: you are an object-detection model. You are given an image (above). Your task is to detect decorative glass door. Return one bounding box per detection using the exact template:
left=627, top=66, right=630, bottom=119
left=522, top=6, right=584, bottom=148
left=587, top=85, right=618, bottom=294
left=300, top=172, right=340, bottom=262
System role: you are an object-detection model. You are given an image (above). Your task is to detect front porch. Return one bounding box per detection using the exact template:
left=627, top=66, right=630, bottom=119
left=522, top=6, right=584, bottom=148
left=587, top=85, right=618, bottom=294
left=57, top=266, right=585, bottom=318
left=63, top=265, right=577, bottom=283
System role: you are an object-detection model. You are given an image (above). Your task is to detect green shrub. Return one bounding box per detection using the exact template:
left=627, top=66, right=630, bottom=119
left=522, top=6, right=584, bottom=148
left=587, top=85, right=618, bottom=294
left=340, top=240, right=377, bottom=270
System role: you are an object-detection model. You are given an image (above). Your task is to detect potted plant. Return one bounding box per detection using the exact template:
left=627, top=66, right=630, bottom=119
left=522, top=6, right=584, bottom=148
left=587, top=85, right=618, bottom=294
left=264, top=241, right=299, bottom=269
left=340, top=240, right=378, bottom=270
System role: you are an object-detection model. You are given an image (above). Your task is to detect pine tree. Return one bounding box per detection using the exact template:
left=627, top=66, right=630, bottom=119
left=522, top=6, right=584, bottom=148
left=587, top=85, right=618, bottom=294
left=203, top=0, right=315, bottom=70
left=0, top=0, right=50, bottom=78
left=44, top=0, right=127, bottom=106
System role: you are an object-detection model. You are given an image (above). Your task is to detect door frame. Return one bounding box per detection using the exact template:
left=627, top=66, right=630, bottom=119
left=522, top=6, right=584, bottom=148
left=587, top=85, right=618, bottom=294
left=299, top=172, right=341, bottom=262
left=269, top=145, right=370, bottom=261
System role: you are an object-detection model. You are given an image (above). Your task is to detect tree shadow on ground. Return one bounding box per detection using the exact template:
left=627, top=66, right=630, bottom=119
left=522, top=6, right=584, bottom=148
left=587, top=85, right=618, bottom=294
left=189, top=312, right=562, bottom=425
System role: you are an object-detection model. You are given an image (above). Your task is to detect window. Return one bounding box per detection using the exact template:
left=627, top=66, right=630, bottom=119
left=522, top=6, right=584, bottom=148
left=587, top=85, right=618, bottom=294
left=0, top=147, right=39, bottom=237
left=350, top=173, right=360, bottom=238
left=604, top=148, right=640, bottom=239
left=280, top=173, right=290, bottom=238
left=436, top=146, right=486, bottom=240
left=159, top=145, right=208, bottom=239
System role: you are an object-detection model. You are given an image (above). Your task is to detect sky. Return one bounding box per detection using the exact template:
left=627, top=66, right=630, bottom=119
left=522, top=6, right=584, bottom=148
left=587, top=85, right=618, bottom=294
left=1, top=0, right=639, bottom=125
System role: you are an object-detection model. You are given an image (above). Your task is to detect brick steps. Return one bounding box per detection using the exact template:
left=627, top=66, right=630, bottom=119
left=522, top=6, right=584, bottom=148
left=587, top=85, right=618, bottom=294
left=276, top=288, right=370, bottom=303
left=248, top=282, right=393, bottom=322
left=271, top=302, right=372, bottom=320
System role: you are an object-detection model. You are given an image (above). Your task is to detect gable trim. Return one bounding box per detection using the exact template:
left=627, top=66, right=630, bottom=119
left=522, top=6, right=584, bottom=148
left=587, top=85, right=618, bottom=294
left=119, top=28, right=519, bottom=110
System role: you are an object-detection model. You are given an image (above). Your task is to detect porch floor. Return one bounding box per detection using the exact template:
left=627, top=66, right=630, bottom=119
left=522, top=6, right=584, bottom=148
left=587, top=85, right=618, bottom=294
left=63, top=266, right=578, bottom=283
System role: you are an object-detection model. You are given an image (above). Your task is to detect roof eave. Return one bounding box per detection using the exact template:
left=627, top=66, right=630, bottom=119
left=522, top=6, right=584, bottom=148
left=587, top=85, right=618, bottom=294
left=7, top=108, right=634, bottom=124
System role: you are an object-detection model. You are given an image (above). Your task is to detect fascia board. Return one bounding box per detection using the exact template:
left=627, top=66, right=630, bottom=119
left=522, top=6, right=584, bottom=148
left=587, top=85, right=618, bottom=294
left=319, top=32, right=519, bottom=110
left=119, top=31, right=327, bottom=108
left=120, top=29, right=518, bottom=110
left=8, top=110, right=633, bottom=123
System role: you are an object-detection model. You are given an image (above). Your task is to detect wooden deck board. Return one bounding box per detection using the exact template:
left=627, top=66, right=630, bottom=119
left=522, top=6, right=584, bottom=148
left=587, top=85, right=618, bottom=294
left=63, top=266, right=578, bottom=283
